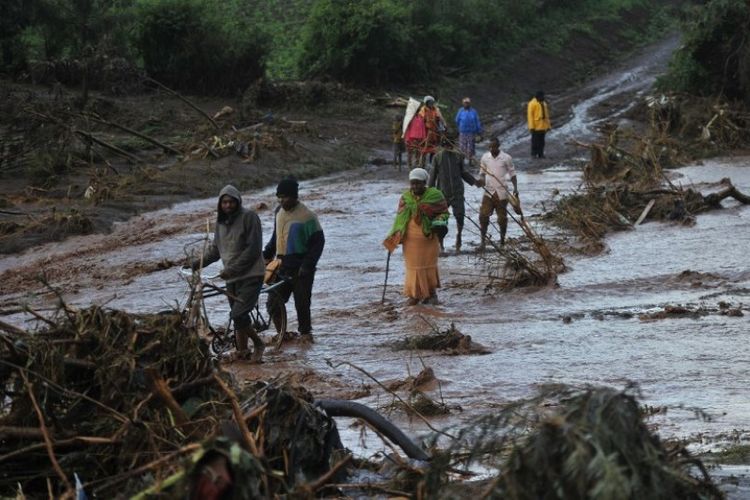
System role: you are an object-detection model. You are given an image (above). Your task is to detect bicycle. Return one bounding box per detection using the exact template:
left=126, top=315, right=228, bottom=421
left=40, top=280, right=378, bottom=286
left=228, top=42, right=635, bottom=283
left=180, top=268, right=288, bottom=357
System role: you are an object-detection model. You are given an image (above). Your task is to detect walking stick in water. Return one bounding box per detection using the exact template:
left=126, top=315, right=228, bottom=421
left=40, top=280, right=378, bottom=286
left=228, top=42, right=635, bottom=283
left=381, top=251, right=391, bottom=303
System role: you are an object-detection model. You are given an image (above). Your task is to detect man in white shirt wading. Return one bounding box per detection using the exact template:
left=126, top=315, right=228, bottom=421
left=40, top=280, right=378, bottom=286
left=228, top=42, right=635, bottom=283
left=478, top=137, right=518, bottom=250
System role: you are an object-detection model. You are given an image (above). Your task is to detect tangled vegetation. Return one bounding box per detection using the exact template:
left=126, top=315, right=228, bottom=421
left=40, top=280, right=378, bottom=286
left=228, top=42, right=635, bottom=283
left=546, top=102, right=750, bottom=252
left=385, top=385, right=723, bottom=499
left=0, top=291, right=349, bottom=497
left=0, top=291, right=725, bottom=498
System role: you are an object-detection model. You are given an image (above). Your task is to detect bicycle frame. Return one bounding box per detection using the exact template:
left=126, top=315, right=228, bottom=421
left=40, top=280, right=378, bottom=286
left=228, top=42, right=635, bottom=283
left=180, top=268, right=289, bottom=356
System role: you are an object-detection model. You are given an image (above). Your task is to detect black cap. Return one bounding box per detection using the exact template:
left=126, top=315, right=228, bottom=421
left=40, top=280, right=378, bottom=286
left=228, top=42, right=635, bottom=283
left=276, top=177, right=299, bottom=198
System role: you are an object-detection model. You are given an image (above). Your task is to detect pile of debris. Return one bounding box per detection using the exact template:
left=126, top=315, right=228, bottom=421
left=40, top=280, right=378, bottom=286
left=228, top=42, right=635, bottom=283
left=0, top=302, right=346, bottom=498
left=417, top=385, right=723, bottom=499
left=186, top=116, right=305, bottom=162
left=389, top=323, right=489, bottom=355
left=548, top=123, right=750, bottom=252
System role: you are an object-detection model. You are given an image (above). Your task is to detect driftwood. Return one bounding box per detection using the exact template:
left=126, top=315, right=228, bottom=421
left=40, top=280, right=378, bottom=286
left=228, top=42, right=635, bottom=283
left=635, top=199, right=656, bottom=225
left=80, top=112, right=182, bottom=155
left=27, top=110, right=142, bottom=164
left=73, top=129, right=142, bottom=163
left=704, top=184, right=750, bottom=207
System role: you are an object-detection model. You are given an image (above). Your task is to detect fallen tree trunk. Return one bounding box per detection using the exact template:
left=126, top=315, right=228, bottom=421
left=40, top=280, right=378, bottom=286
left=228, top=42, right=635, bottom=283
left=80, top=112, right=183, bottom=156
left=703, top=184, right=750, bottom=207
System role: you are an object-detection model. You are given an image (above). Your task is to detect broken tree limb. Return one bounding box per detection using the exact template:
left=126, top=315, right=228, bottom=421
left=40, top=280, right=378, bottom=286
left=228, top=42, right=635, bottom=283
left=212, top=372, right=261, bottom=457
left=635, top=199, right=656, bottom=225
left=27, top=109, right=142, bottom=164
left=147, top=368, right=190, bottom=428
left=80, top=112, right=183, bottom=156
left=145, top=77, right=220, bottom=130
left=74, top=129, right=142, bottom=164
left=0, top=319, right=27, bottom=336
left=299, top=453, right=352, bottom=495
left=703, top=184, right=750, bottom=207
left=20, top=369, right=75, bottom=496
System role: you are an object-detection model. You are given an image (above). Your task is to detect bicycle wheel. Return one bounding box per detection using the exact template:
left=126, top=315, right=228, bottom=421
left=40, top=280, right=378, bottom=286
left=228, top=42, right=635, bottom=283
left=210, top=326, right=235, bottom=356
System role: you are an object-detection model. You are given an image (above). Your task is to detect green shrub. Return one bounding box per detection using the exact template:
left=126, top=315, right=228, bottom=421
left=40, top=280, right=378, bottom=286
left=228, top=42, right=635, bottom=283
left=659, top=0, right=750, bottom=102
left=136, top=0, right=268, bottom=95
left=298, top=0, right=418, bottom=85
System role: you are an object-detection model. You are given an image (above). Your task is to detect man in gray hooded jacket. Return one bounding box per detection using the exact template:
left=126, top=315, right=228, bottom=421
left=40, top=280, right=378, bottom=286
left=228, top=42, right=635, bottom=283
left=192, top=185, right=266, bottom=362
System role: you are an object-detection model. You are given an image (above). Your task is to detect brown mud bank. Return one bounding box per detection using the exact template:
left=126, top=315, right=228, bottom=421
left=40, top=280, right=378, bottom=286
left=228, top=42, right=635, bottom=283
left=0, top=79, right=376, bottom=254
left=1, top=4, right=682, bottom=256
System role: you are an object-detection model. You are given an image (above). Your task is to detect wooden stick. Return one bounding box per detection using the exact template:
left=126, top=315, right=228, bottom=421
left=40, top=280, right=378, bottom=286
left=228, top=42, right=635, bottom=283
left=212, top=373, right=261, bottom=456
left=169, top=374, right=216, bottom=398
left=325, top=482, right=411, bottom=496
left=19, top=370, right=74, bottom=495
left=145, top=77, right=220, bottom=130
left=0, top=436, right=119, bottom=464
left=74, top=129, right=142, bottom=164
left=0, top=425, right=45, bottom=439
left=147, top=369, right=190, bottom=428
left=635, top=199, right=656, bottom=226
left=80, top=112, right=183, bottom=155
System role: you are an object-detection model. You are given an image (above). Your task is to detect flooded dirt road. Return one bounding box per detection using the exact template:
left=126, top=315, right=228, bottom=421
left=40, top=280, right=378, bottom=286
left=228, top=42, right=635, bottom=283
left=1, top=36, right=749, bottom=490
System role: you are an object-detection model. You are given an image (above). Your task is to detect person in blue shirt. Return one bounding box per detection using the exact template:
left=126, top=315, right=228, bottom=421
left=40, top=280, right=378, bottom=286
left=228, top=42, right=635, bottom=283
left=454, top=97, right=483, bottom=166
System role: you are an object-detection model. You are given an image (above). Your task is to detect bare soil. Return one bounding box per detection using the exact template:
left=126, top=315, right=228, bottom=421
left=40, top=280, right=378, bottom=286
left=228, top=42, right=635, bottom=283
left=0, top=6, right=673, bottom=256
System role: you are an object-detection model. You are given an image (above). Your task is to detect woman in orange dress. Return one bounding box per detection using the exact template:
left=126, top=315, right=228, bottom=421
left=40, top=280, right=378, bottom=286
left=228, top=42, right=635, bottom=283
left=383, top=168, right=449, bottom=305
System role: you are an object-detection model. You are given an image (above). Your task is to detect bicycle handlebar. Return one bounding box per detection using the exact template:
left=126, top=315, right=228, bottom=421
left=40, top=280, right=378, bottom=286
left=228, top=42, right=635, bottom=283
left=179, top=266, right=220, bottom=281
left=180, top=266, right=291, bottom=295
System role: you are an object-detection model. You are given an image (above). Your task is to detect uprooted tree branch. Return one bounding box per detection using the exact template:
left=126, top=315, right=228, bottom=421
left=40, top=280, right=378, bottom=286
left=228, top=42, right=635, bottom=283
left=547, top=111, right=750, bottom=253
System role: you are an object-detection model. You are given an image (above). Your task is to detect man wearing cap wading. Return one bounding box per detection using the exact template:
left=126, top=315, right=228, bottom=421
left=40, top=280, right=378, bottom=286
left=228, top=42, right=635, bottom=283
left=455, top=97, right=483, bottom=166
left=478, top=137, right=518, bottom=249
left=527, top=90, right=551, bottom=158
left=191, top=185, right=266, bottom=363
left=263, top=177, right=324, bottom=342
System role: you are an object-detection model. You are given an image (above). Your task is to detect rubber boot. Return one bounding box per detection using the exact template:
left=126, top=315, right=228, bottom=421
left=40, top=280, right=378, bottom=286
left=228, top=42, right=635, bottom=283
left=234, top=326, right=250, bottom=360
left=238, top=326, right=264, bottom=363
left=249, top=328, right=265, bottom=363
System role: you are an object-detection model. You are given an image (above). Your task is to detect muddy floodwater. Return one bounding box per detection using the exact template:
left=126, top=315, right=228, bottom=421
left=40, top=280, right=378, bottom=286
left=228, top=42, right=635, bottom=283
left=2, top=157, right=748, bottom=443
left=1, top=35, right=749, bottom=494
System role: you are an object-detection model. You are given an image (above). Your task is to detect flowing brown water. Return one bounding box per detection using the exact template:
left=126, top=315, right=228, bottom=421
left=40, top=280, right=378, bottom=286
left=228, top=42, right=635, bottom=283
left=1, top=35, right=749, bottom=495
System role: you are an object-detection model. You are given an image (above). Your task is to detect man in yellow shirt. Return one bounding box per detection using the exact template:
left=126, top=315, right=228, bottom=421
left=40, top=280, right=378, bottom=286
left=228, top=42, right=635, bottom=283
left=527, top=91, right=551, bottom=158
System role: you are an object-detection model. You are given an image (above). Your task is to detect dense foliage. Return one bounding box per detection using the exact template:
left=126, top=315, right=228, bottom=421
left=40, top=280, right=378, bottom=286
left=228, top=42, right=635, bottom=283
left=136, top=0, right=267, bottom=94
left=659, top=0, right=750, bottom=102
left=297, top=0, right=669, bottom=85
left=0, top=0, right=684, bottom=93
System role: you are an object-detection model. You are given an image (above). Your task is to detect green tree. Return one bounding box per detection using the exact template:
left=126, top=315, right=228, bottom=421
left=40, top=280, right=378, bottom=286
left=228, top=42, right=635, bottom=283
left=0, top=0, right=34, bottom=72
left=661, top=0, right=750, bottom=102
left=298, top=0, right=417, bottom=85
left=137, top=0, right=267, bottom=95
